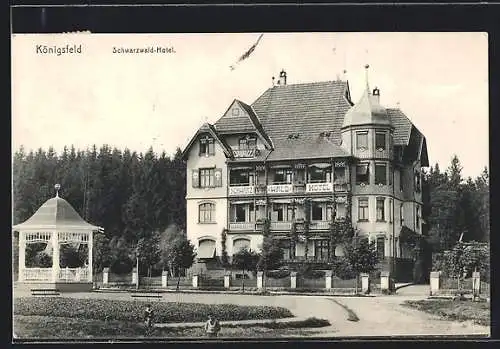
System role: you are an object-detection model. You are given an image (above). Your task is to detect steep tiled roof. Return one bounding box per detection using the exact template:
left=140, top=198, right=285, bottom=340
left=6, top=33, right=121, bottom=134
left=266, top=136, right=350, bottom=161
left=387, top=108, right=412, bottom=145
left=251, top=81, right=351, bottom=145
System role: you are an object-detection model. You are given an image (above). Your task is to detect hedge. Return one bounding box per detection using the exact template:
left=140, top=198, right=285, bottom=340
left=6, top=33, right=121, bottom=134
left=13, top=297, right=293, bottom=323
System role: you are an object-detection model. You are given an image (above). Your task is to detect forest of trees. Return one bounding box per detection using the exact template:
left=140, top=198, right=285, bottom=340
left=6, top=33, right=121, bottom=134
left=12, top=145, right=489, bottom=277
left=12, top=145, right=187, bottom=276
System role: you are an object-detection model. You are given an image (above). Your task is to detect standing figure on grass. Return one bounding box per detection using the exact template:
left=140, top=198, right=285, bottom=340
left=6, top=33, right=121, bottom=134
left=144, top=304, right=154, bottom=333
left=204, top=314, right=221, bottom=338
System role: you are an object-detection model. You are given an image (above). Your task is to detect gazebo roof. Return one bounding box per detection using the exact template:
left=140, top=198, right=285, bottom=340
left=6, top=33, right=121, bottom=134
left=12, top=192, right=101, bottom=231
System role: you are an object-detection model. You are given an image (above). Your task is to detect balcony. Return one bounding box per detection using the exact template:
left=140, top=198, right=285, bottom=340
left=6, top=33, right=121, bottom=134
left=334, top=182, right=350, bottom=192
left=229, top=222, right=256, bottom=231
left=267, top=183, right=294, bottom=194
left=306, top=182, right=333, bottom=193
left=270, top=221, right=293, bottom=230
left=232, top=148, right=258, bottom=158
left=229, top=185, right=255, bottom=196
left=310, top=221, right=331, bottom=230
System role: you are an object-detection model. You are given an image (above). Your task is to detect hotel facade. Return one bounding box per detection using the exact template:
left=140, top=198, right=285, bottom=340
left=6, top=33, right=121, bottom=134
left=182, top=69, right=429, bottom=276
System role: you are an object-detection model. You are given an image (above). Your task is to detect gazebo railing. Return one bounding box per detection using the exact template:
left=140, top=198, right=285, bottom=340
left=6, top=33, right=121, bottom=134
left=59, top=268, right=89, bottom=282
left=24, top=268, right=52, bottom=281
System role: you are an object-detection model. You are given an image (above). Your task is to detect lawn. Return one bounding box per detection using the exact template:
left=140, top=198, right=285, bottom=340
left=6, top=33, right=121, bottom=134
left=403, top=299, right=490, bottom=326
left=13, top=297, right=293, bottom=323
left=14, top=315, right=329, bottom=339
left=13, top=297, right=328, bottom=339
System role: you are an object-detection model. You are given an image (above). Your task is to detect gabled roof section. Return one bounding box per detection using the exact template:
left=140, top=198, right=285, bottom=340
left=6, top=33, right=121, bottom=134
left=214, top=99, right=273, bottom=149
left=266, top=135, right=350, bottom=162
left=403, top=124, right=429, bottom=167
left=251, top=80, right=351, bottom=145
left=181, top=123, right=233, bottom=160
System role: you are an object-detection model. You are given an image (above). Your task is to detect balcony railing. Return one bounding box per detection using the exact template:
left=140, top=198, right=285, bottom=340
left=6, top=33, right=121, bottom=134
left=228, top=185, right=255, bottom=196
left=310, top=221, right=331, bottom=230
left=233, top=148, right=258, bottom=158
left=270, top=221, right=293, bottom=230
left=229, top=222, right=256, bottom=231
left=267, top=183, right=294, bottom=194
left=334, top=182, right=349, bottom=192
left=306, top=182, right=333, bottom=193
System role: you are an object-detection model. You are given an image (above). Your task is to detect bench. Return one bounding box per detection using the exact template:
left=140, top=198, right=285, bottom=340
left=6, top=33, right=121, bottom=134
left=31, top=288, right=60, bottom=296
left=130, top=292, right=162, bottom=300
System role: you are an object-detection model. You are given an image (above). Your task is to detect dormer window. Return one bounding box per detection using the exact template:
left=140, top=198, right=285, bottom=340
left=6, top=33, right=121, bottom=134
left=199, top=136, right=215, bottom=157
left=239, top=136, right=257, bottom=150
left=356, top=131, right=368, bottom=151
left=232, top=108, right=240, bottom=116
left=375, top=132, right=386, bottom=151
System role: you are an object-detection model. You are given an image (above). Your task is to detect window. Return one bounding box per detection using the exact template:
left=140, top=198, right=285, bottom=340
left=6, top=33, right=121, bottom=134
left=400, top=203, right=404, bottom=225
left=415, top=171, right=421, bottom=192
left=274, top=169, right=293, bottom=184
left=326, top=205, right=333, bottom=220
left=309, top=166, right=332, bottom=183
left=235, top=205, right=246, bottom=222
left=399, top=171, right=404, bottom=192
left=315, top=240, right=330, bottom=261
left=199, top=203, right=215, bottom=223
left=389, top=165, right=393, bottom=185
left=358, top=198, right=369, bottom=221
left=199, top=168, right=215, bottom=188
left=356, top=164, right=370, bottom=185
left=199, top=136, right=215, bottom=156
left=376, top=198, right=385, bottom=221
left=282, top=240, right=296, bottom=260
left=376, top=236, right=385, bottom=260
left=239, top=136, right=257, bottom=150
left=389, top=199, right=393, bottom=223
left=311, top=203, right=323, bottom=221
left=273, top=204, right=285, bottom=222
left=232, top=107, right=240, bottom=116
left=416, top=206, right=420, bottom=228
left=356, top=132, right=368, bottom=150
left=287, top=205, right=296, bottom=221
left=334, top=167, right=346, bottom=183
left=230, top=169, right=254, bottom=186
left=375, top=164, right=387, bottom=185
left=335, top=203, right=346, bottom=219
left=233, top=239, right=250, bottom=252
left=375, top=132, right=386, bottom=151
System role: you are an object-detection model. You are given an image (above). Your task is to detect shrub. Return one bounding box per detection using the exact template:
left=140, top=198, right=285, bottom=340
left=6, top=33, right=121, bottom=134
left=13, top=297, right=293, bottom=323
left=330, top=257, right=356, bottom=279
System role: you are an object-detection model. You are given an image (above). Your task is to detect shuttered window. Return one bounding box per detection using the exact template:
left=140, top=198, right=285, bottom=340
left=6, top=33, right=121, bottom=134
left=194, top=168, right=223, bottom=188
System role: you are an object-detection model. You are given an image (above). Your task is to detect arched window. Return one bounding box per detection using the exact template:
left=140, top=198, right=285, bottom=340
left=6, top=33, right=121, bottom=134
left=198, top=239, right=216, bottom=259
left=233, top=238, right=250, bottom=253
left=198, top=203, right=215, bottom=223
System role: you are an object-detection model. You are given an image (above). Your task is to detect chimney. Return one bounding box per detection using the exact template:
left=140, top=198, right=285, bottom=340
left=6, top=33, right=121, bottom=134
left=278, top=69, right=287, bottom=85
left=372, top=86, right=380, bottom=104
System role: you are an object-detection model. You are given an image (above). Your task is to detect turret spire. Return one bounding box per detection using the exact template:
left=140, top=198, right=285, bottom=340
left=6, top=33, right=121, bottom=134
left=364, top=64, right=370, bottom=93
left=54, top=183, right=61, bottom=198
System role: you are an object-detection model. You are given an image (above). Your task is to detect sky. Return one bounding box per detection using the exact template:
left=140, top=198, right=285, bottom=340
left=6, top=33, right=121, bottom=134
left=11, top=32, right=488, bottom=178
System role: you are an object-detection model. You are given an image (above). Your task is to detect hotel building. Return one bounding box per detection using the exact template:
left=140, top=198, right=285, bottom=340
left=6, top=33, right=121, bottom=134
left=182, top=68, right=428, bottom=276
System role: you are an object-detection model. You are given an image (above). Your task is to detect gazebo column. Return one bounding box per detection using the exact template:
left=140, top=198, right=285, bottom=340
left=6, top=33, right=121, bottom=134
left=88, top=231, right=93, bottom=283
left=52, top=231, right=60, bottom=283
left=18, top=231, right=26, bottom=282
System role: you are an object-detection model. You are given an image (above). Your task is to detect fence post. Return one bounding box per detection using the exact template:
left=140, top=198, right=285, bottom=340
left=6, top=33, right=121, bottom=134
left=325, top=270, right=333, bottom=290
left=360, top=273, right=370, bottom=294
left=257, top=271, right=264, bottom=290
left=290, top=271, right=297, bottom=289
left=224, top=271, right=232, bottom=289
left=162, top=270, right=168, bottom=288
left=430, top=271, right=441, bottom=296
left=192, top=273, right=199, bottom=288
left=380, top=271, right=391, bottom=294
left=103, top=267, right=109, bottom=286
left=472, top=271, right=481, bottom=301
left=132, top=267, right=138, bottom=286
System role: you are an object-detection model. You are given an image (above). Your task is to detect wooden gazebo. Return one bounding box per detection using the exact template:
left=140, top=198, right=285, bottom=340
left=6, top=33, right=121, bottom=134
left=12, top=184, right=103, bottom=292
